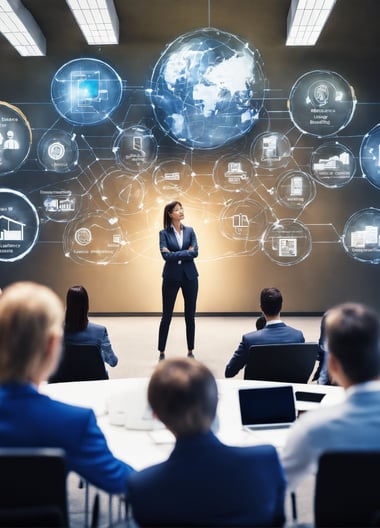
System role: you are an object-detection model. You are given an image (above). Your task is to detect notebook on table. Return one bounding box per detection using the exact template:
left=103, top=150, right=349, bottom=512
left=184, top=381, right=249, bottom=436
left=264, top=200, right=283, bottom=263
left=238, top=385, right=297, bottom=431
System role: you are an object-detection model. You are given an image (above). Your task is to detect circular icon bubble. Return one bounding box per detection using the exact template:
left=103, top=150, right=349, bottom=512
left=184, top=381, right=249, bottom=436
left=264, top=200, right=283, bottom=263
left=51, top=58, right=123, bottom=125
left=360, top=124, right=380, bottom=190
left=0, top=101, right=32, bottom=175
left=251, top=132, right=292, bottom=170
left=0, top=188, right=39, bottom=262
left=100, top=169, right=145, bottom=214
left=63, top=213, right=126, bottom=265
left=38, top=129, right=79, bottom=173
left=261, top=219, right=312, bottom=266
left=288, top=70, right=356, bottom=137
left=220, top=198, right=268, bottom=243
left=212, top=155, right=254, bottom=192
left=74, top=227, right=92, bottom=246
left=152, top=159, right=193, bottom=196
left=275, top=170, right=316, bottom=209
left=311, top=141, right=355, bottom=188
left=342, top=208, right=380, bottom=263
left=113, top=125, right=157, bottom=173
left=149, top=27, right=265, bottom=149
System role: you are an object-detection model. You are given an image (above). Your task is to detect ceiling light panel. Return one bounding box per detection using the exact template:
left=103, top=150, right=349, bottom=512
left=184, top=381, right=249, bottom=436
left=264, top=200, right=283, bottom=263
left=286, top=0, right=337, bottom=46
left=0, top=0, right=46, bottom=56
left=66, top=0, right=119, bottom=45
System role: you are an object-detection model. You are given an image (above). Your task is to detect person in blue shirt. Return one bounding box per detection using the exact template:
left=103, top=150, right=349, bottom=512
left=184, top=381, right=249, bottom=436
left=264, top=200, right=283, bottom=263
left=0, top=281, right=134, bottom=494
left=127, top=357, right=286, bottom=527
left=282, top=302, right=380, bottom=490
left=64, top=284, right=118, bottom=367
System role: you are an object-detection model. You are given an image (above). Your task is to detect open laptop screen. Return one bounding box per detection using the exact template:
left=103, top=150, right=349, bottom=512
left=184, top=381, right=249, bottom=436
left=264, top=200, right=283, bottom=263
left=238, top=385, right=297, bottom=429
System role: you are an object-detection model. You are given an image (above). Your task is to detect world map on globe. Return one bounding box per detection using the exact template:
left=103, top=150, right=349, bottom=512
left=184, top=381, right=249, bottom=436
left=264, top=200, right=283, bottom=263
left=150, top=27, right=266, bottom=150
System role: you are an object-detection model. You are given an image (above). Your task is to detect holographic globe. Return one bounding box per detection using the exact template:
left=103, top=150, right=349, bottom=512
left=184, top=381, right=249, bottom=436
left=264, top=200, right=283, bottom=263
left=149, top=27, right=265, bottom=150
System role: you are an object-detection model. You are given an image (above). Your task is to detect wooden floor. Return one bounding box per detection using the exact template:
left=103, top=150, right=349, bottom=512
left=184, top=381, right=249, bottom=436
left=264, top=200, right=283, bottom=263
left=99, top=315, right=322, bottom=380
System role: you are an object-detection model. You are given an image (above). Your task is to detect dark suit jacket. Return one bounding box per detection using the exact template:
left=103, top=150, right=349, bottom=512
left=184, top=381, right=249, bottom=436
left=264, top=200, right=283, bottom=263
left=127, top=431, right=286, bottom=527
left=0, top=383, right=133, bottom=494
left=64, top=321, right=118, bottom=366
left=225, top=322, right=305, bottom=377
left=159, top=225, right=198, bottom=281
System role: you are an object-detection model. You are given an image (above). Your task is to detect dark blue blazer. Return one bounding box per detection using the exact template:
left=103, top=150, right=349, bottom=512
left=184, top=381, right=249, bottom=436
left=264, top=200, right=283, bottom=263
left=0, top=383, right=134, bottom=494
left=225, top=322, right=305, bottom=378
left=127, top=431, right=286, bottom=527
left=64, top=321, right=118, bottom=367
left=159, top=225, right=198, bottom=281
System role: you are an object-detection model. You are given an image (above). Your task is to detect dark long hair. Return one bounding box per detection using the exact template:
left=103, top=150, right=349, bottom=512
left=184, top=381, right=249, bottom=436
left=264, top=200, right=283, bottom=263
left=64, top=285, right=89, bottom=333
left=163, top=200, right=182, bottom=229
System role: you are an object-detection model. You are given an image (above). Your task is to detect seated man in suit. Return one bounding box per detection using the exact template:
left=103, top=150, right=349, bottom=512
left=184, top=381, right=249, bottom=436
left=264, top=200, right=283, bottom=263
left=225, top=287, right=305, bottom=377
left=0, top=281, right=134, bottom=495
left=127, top=357, right=286, bottom=527
left=281, top=302, right=380, bottom=491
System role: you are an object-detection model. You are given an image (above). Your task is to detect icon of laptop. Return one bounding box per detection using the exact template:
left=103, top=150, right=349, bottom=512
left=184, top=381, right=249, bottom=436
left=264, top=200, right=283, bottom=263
left=238, top=385, right=297, bottom=431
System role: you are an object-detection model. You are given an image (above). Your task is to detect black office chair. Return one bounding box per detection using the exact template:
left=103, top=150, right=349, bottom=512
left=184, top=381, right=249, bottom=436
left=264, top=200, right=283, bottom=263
left=244, top=342, right=319, bottom=383
left=315, top=451, right=380, bottom=527
left=0, top=448, right=68, bottom=527
left=49, top=343, right=109, bottom=383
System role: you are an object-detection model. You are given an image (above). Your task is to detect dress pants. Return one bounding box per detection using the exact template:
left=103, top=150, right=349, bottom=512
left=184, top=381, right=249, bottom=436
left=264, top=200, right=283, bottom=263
left=158, top=275, right=198, bottom=353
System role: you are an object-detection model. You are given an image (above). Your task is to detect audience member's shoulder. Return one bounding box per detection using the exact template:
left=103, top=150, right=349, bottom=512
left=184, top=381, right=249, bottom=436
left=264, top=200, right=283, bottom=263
left=88, top=320, right=106, bottom=332
left=41, top=392, right=94, bottom=418
left=242, top=443, right=282, bottom=464
left=243, top=328, right=265, bottom=340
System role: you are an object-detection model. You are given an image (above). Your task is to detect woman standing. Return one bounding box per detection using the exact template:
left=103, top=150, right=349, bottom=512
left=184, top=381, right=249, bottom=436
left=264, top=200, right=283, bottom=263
left=158, top=201, right=199, bottom=361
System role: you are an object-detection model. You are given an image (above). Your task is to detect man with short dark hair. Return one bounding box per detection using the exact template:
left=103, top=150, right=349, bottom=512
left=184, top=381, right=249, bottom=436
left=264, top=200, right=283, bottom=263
left=225, top=287, right=305, bottom=378
left=281, top=302, right=380, bottom=491
left=127, top=358, right=286, bottom=527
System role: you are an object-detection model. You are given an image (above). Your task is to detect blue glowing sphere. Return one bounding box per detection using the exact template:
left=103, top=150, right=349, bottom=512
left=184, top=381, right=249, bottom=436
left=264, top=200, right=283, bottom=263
left=150, top=28, right=265, bottom=150
left=51, top=58, right=123, bottom=125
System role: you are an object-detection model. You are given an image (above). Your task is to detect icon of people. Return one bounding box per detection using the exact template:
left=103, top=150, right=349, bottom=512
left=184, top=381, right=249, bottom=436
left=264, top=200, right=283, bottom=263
left=4, top=130, right=20, bottom=150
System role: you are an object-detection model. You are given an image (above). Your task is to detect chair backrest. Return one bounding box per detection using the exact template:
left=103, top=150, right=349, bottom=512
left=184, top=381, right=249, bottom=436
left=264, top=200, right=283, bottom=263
left=0, top=447, right=68, bottom=527
left=244, top=342, right=319, bottom=383
left=315, top=451, right=380, bottom=527
left=48, top=343, right=109, bottom=383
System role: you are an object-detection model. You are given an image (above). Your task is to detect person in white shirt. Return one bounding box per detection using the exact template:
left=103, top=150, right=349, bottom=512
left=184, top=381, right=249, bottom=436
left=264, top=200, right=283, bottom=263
left=281, top=302, right=380, bottom=491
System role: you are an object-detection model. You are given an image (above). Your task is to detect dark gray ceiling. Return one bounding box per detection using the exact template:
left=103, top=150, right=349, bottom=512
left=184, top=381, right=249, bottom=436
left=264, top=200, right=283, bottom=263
left=0, top=0, right=378, bottom=61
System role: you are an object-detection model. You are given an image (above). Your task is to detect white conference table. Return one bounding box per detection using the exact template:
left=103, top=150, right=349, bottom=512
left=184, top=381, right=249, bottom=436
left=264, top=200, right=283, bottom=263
left=41, top=377, right=345, bottom=471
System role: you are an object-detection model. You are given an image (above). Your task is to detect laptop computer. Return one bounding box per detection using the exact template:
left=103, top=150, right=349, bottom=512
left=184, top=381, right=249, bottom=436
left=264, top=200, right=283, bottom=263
left=238, top=385, right=297, bottom=431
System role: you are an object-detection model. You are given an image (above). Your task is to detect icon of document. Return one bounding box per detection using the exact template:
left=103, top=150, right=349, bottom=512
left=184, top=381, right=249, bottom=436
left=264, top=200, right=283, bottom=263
left=279, top=238, right=297, bottom=257
left=290, top=176, right=303, bottom=196
left=262, top=135, right=279, bottom=160
left=233, top=213, right=249, bottom=234
left=224, top=162, right=247, bottom=182
left=71, top=71, right=108, bottom=113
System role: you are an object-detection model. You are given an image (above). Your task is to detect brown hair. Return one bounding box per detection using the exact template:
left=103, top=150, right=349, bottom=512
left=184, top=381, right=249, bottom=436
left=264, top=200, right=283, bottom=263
left=0, top=282, right=64, bottom=383
left=148, top=358, right=218, bottom=436
left=260, top=287, right=283, bottom=316
left=163, top=200, right=182, bottom=230
left=325, top=302, right=380, bottom=383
